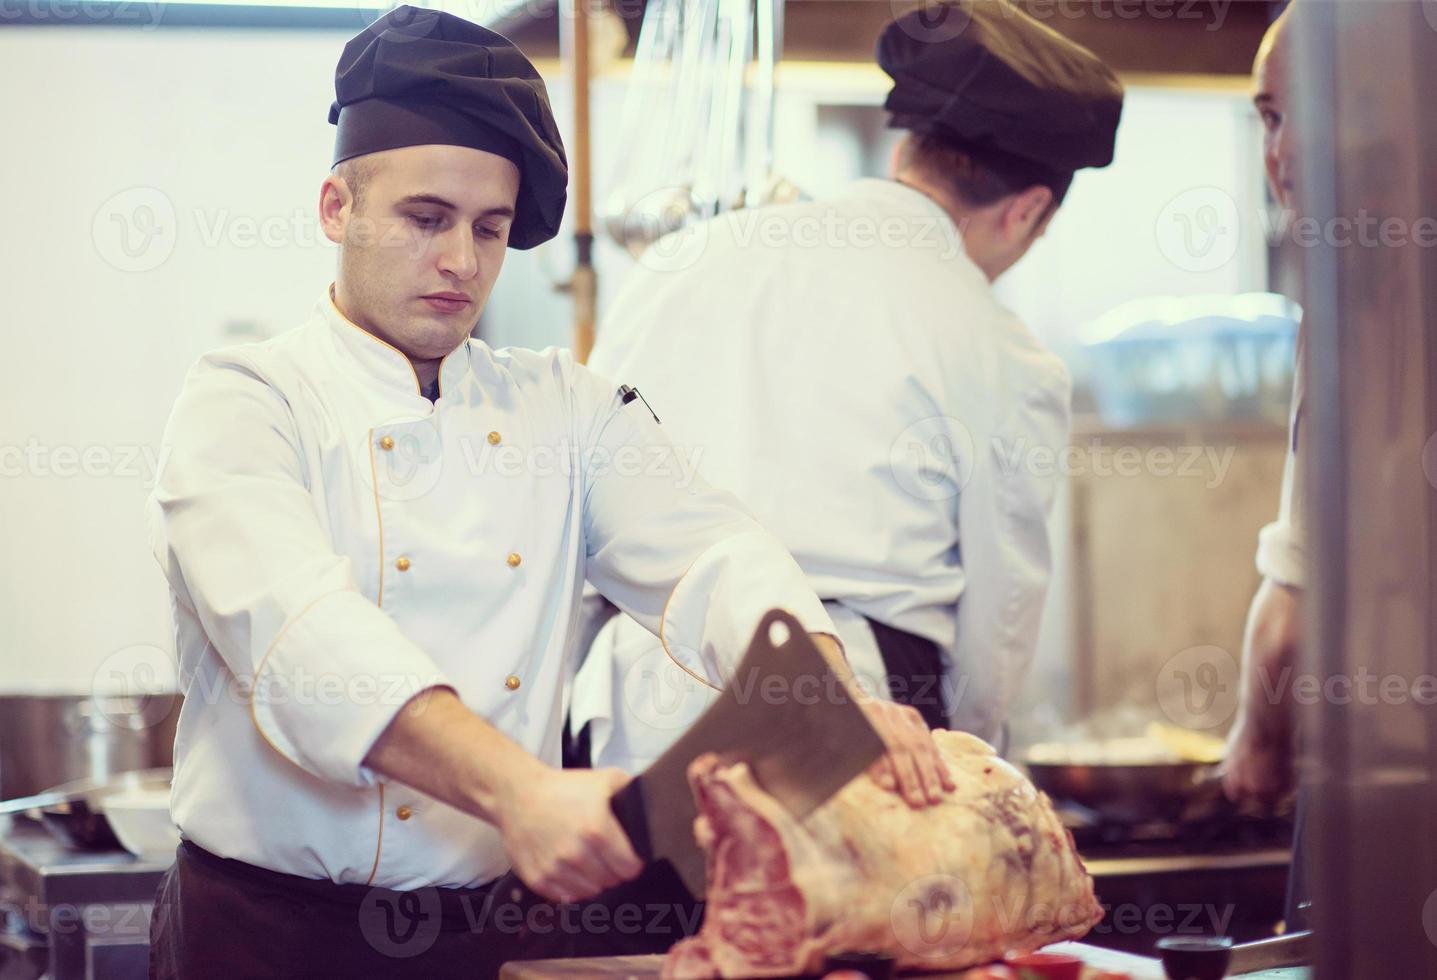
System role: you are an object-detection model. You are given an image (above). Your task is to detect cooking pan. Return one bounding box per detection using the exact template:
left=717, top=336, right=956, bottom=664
left=1020, top=726, right=1225, bottom=822
left=1023, top=758, right=1219, bottom=822
left=0, top=767, right=172, bottom=850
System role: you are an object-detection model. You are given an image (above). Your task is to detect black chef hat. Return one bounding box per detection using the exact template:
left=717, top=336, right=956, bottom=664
left=878, top=1, right=1123, bottom=200
left=328, top=5, right=568, bottom=250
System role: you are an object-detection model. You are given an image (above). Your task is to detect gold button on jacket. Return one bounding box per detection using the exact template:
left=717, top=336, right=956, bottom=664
left=505, top=675, right=521, bottom=691
left=378, top=435, right=395, bottom=451
left=395, top=556, right=411, bottom=572
left=396, top=805, right=413, bottom=821
left=506, top=552, right=522, bottom=567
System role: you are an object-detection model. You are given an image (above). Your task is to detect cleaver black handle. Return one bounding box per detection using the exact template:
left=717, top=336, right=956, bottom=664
left=609, top=777, right=655, bottom=864
left=491, top=780, right=656, bottom=915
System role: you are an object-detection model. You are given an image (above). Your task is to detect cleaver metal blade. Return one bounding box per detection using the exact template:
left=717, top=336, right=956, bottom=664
left=607, top=608, right=887, bottom=898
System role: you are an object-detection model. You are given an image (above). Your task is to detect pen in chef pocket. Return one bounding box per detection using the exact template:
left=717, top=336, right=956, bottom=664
left=618, top=384, right=661, bottom=424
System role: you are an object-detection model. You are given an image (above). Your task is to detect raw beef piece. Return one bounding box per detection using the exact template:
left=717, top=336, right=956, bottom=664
left=664, top=730, right=1102, bottom=979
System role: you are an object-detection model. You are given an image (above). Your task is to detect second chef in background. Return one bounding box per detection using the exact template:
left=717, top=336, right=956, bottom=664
left=570, top=0, right=1125, bottom=770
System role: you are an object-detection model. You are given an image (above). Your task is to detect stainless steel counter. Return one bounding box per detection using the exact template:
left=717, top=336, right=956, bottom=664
left=1085, top=847, right=1292, bottom=880
left=0, top=816, right=171, bottom=980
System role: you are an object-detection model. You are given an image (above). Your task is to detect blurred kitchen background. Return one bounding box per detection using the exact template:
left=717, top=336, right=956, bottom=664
left=0, top=0, right=1299, bottom=701
left=0, top=1, right=1318, bottom=974
left=0, top=0, right=1292, bottom=731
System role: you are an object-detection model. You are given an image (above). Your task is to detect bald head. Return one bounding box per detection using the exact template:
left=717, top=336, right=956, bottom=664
left=1254, top=2, right=1294, bottom=76
left=1253, top=4, right=1297, bottom=208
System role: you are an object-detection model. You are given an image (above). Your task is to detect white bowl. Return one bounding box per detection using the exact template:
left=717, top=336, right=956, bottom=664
left=103, top=788, right=181, bottom=858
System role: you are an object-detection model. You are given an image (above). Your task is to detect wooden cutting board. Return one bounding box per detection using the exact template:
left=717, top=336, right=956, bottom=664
left=499, top=941, right=1166, bottom=979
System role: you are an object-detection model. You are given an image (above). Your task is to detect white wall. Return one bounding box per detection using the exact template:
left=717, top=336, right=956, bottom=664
left=998, top=84, right=1269, bottom=355
left=0, top=24, right=617, bottom=692
left=2, top=25, right=401, bottom=691
left=0, top=23, right=1264, bottom=695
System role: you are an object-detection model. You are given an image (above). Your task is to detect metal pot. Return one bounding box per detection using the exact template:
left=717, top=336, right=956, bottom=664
left=0, top=694, right=180, bottom=800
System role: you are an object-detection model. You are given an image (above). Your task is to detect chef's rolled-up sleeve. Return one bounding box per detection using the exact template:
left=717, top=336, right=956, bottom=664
left=573, top=363, right=837, bottom=686
left=1255, top=520, right=1305, bottom=590
left=146, top=355, right=453, bottom=786
left=950, top=358, right=1072, bottom=742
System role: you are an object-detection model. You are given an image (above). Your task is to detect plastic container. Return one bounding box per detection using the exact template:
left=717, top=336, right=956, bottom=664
left=1080, top=293, right=1300, bottom=427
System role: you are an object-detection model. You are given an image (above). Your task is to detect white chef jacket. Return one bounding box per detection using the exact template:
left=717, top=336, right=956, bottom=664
left=571, top=177, right=1071, bottom=766
left=1255, top=326, right=1306, bottom=588
left=145, top=282, right=835, bottom=890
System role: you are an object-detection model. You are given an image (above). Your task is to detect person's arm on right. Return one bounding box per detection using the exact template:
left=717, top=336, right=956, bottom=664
left=1223, top=357, right=1306, bottom=804
left=1222, top=577, right=1302, bottom=802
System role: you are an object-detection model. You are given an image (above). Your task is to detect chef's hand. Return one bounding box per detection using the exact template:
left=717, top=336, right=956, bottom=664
left=860, top=698, right=956, bottom=808
left=494, top=765, right=644, bottom=903
left=810, top=629, right=954, bottom=804
left=807, top=634, right=954, bottom=809
left=1221, top=577, right=1302, bottom=804
left=1222, top=725, right=1293, bottom=804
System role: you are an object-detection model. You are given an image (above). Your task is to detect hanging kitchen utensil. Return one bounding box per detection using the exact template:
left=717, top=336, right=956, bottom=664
left=745, top=0, right=797, bottom=207
left=601, top=0, right=686, bottom=249
left=603, top=0, right=790, bottom=256
left=690, top=0, right=749, bottom=217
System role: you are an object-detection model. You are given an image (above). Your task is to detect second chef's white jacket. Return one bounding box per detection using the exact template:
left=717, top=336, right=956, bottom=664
left=571, top=178, right=1072, bottom=767
left=146, top=282, right=835, bottom=890
left=1255, top=327, right=1307, bottom=588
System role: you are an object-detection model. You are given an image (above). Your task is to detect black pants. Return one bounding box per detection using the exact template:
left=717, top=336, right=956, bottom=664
left=865, top=617, right=949, bottom=729
left=150, top=840, right=700, bottom=980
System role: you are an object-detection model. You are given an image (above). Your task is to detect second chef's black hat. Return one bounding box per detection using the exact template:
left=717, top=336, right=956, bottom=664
left=328, top=5, right=568, bottom=250
left=878, top=0, right=1123, bottom=200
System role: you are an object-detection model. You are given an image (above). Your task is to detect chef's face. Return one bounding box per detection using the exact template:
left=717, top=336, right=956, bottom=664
left=1253, top=10, right=1296, bottom=210
left=321, top=144, right=521, bottom=363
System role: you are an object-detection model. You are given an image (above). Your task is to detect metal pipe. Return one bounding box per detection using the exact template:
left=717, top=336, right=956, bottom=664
left=1294, top=1, right=1437, bottom=976
left=569, top=0, right=597, bottom=362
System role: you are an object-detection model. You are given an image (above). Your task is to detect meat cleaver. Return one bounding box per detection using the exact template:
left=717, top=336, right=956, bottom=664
left=608, top=608, right=888, bottom=898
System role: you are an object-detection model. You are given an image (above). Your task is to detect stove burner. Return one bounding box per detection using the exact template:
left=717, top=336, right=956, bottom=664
left=1059, top=797, right=1295, bottom=857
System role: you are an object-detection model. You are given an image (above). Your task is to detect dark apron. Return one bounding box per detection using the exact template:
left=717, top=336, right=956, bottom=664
left=150, top=839, right=698, bottom=980
left=864, top=616, right=950, bottom=729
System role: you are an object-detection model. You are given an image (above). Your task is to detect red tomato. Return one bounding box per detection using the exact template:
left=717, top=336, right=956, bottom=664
left=1002, top=951, right=1084, bottom=980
